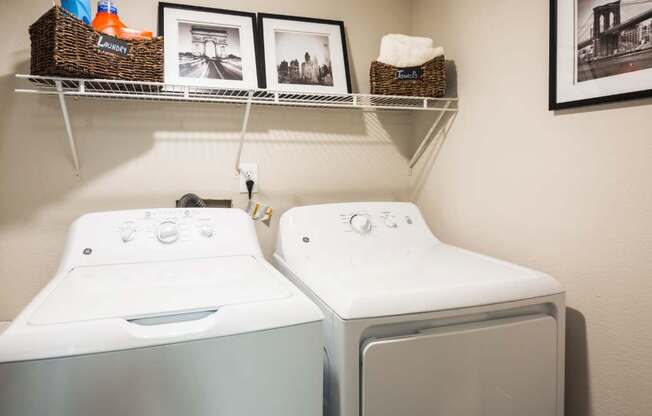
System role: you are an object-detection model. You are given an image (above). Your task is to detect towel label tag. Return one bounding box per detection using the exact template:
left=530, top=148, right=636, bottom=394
left=394, top=67, right=422, bottom=80
left=97, top=35, right=130, bottom=57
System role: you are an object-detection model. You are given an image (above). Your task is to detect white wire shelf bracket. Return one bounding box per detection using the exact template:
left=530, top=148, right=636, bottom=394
left=15, top=74, right=458, bottom=174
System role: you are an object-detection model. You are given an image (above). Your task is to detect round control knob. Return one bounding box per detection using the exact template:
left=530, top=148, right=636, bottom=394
left=383, top=216, right=398, bottom=228
left=120, top=225, right=136, bottom=242
left=157, top=221, right=179, bottom=244
left=200, top=225, right=214, bottom=238
left=350, top=214, right=373, bottom=234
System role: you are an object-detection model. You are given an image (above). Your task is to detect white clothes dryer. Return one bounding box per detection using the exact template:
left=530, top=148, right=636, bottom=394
left=273, top=202, right=565, bottom=416
left=0, top=208, right=323, bottom=416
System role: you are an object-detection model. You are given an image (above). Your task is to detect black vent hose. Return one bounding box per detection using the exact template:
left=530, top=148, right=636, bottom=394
left=177, top=193, right=207, bottom=208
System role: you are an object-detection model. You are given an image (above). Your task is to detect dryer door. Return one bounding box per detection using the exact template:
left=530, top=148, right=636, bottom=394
left=361, top=314, right=557, bottom=416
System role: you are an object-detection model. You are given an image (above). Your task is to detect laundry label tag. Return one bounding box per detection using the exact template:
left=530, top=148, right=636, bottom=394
left=97, top=35, right=130, bottom=57
left=394, top=67, right=423, bottom=80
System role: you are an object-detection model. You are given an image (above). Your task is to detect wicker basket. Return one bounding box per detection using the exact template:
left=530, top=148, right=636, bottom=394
left=370, top=55, right=446, bottom=97
left=29, top=6, right=163, bottom=82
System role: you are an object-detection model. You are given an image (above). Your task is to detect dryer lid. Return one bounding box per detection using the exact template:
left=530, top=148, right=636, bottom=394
left=278, top=243, right=563, bottom=320
left=29, top=256, right=291, bottom=325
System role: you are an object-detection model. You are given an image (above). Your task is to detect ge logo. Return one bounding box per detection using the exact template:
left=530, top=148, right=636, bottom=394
left=83, top=248, right=93, bottom=255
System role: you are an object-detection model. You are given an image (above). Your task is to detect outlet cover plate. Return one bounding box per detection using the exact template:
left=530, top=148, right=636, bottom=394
left=239, top=163, right=258, bottom=194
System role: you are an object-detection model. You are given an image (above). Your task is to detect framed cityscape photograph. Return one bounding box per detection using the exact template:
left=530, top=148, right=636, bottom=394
left=158, top=3, right=260, bottom=89
left=258, top=13, right=352, bottom=94
left=550, top=0, right=652, bottom=110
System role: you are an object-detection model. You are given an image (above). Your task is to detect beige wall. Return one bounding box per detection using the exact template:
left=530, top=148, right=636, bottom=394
left=0, top=0, right=414, bottom=319
left=3, top=1, right=652, bottom=414
left=411, top=1, right=652, bottom=415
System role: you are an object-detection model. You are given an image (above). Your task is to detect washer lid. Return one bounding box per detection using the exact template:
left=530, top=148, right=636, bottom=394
left=29, top=256, right=290, bottom=325
left=278, top=243, right=563, bottom=320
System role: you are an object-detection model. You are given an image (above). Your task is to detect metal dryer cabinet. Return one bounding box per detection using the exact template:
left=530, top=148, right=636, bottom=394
left=274, top=202, right=565, bottom=416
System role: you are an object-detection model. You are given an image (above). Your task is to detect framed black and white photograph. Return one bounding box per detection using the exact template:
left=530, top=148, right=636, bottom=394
left=158, top=3, right=260, bottom=89
left=258, top=13, right=352, bottom=94
left=550, top=0, right=652, bottom=110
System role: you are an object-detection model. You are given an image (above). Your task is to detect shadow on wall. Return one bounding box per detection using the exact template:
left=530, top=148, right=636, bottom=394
left=445, top=60, right=458, bottom=98
left=566, top=307, right=593, bottom=416
left=408, top=109, right=457, bottom=200
left=345, top=34, right=359, bottom=93
left=378, top=60, right=459, bottom=174
left=553, top=96, right=652, bottom=116
left=0, top=63, right=416, bottom=229
left=407, top=60, right=459, bottom=199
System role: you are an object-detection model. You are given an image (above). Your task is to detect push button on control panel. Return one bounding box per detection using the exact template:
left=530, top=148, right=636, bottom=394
left=383, top=216, right=398, bottom=228
left=199, top=224, right=214, bottom=238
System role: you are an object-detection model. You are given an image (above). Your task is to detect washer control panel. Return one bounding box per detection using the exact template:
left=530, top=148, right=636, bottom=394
left=58, top=208, right=263, bottom=270
left=115, top=209, right=216, bottom=245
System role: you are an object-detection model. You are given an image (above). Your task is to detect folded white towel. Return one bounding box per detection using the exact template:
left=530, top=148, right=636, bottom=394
left=378, top=34, right=444, bottom=68
left=383, top=34, right=434, bottom=49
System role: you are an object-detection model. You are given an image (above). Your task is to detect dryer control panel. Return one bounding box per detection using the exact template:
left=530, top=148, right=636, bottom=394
left=276, top=202, right=438, bottom=263
left=338, top=209, right=416, bottom=236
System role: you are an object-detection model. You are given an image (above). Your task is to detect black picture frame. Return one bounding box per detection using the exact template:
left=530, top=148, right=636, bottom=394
left=157, top=2, right=264, bottom=88
left=549, top=0, right=652, bottom=110
left=257, top=13, right=352, bottom=93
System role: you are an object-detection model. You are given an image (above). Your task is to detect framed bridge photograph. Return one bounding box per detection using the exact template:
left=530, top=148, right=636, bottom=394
left=550, top=0, right=652, bottom=110
left=158, top=3, right=261, bottom=90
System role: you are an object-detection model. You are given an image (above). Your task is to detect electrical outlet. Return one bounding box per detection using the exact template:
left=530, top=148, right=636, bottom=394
left=239, top=163, right=259, bottom=194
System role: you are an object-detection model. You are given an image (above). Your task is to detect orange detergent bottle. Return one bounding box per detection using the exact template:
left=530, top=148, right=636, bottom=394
left=92, top=0, right=152, bottom=40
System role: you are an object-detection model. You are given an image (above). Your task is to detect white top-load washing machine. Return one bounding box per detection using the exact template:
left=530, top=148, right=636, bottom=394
left=273, top=202, right=565, bottom=416
left=0, top=208, right=323, bottom=416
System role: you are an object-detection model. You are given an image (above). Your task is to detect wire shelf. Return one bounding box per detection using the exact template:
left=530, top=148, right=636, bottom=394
left=14, top=74, right=458, bottom=174
left=15, top=74, right=458, bottom=112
